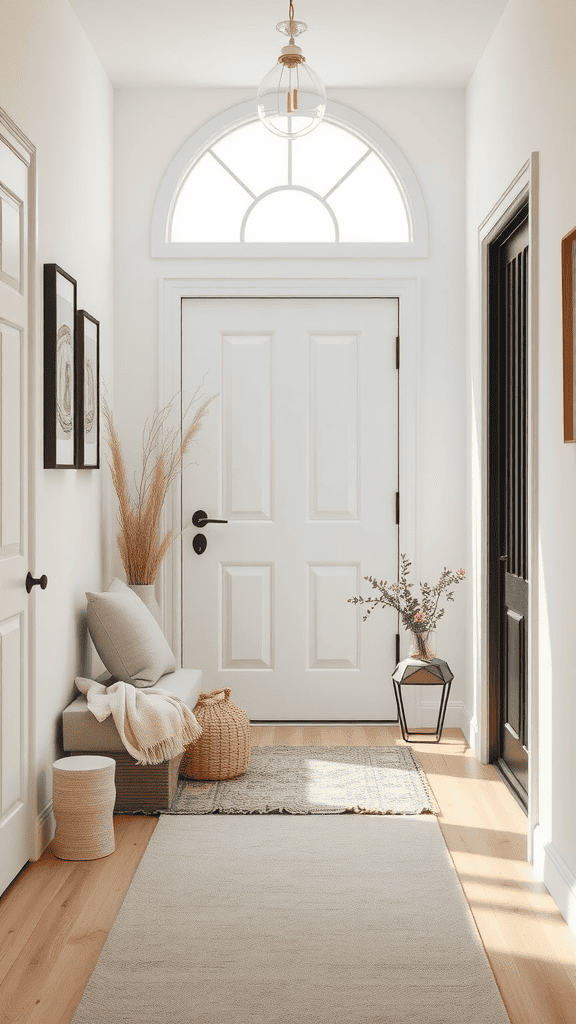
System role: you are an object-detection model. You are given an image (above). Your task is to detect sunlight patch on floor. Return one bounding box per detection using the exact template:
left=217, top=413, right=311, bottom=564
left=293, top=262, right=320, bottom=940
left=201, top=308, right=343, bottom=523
left=449, top=850, right=530, bottom=873
left=466, top=882, right=562, bottom=913
left=480, top=930, right=576, bottom=966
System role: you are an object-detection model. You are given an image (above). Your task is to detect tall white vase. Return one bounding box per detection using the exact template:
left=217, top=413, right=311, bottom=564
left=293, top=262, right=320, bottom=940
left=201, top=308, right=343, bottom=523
left=128, top=583, right=163, bottom=628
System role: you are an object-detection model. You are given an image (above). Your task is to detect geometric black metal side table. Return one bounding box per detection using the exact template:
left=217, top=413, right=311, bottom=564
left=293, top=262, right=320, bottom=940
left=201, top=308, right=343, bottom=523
left=392, top=657, right=453, bottom=743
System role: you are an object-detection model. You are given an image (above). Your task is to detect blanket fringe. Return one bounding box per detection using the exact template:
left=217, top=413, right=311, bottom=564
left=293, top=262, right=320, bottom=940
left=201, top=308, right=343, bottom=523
left=135, top=721, right=202, bottom=766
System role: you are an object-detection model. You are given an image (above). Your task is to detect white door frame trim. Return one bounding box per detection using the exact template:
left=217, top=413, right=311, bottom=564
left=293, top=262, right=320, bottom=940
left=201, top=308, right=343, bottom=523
left=158, top=276, right=420, bottom=717
left=0, top=107, right=38, bottom=862
left=476, top=154, right=539, bottom=858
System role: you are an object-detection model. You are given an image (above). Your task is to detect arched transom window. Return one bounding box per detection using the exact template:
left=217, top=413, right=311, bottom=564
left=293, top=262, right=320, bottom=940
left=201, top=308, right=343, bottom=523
left=172, top=118, right=408, bottom=244
left=152, top=100, right=428, bottom=256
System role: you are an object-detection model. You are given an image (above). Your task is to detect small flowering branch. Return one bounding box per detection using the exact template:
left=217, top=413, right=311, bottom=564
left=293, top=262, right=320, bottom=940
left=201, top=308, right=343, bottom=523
left=348, top=553, right=465, bottom=634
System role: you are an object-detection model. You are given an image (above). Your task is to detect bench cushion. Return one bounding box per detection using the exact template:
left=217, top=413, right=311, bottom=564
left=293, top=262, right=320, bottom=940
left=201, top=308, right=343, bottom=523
left=62, top=668, right=203, bottom=753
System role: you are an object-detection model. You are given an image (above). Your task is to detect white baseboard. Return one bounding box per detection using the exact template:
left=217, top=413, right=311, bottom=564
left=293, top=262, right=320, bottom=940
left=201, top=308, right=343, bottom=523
left=35, top=800, right=55, bottom=860
left=532, top=824, right=576, bottom=938
left=531, top=822, right=546, bottom=876
left=420, top=699, right=473, bottom=740
left=466, top=711, right=479, bottom=752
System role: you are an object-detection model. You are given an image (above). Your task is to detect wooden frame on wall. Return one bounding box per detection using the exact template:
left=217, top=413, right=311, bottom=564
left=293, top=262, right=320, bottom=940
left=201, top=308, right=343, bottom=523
left=43, top=263, right=77, bottom=468
left=562, top=226, right=576, bottom=442
left=76, top=309, right=100, bottom=468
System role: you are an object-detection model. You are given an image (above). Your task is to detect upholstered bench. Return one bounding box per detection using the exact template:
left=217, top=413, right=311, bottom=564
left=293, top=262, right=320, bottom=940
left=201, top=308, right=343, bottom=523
left=62, top=668, right=203, bottom=812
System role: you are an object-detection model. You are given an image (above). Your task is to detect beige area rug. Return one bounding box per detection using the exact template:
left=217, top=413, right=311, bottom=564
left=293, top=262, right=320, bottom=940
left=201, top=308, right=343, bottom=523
left=168, top=745, right=437, bottom=814
left=72, top=816, right=510, bottom=1024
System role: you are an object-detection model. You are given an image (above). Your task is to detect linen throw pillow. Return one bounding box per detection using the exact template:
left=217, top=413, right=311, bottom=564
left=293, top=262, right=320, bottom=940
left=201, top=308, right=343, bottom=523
left=86, top=579, right=176, bottom=687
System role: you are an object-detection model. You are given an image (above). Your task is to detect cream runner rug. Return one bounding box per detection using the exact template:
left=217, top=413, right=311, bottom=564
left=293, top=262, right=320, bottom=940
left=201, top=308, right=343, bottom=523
left=72, top=816, right=510, bottom=1024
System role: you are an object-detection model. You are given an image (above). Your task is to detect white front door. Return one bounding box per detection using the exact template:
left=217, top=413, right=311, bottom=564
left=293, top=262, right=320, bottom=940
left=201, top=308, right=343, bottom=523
left=181, top=298, right=398, bottom=720
left=0, top=116, right=33, bottom=893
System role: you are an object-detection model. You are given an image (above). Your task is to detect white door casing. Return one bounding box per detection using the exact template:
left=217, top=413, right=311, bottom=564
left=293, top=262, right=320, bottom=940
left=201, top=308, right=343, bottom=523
left=181, top=297, right=399, bottom=720
left=158, top=276, right=418, bottom=723
left=0, top=111, right=35, bottom=894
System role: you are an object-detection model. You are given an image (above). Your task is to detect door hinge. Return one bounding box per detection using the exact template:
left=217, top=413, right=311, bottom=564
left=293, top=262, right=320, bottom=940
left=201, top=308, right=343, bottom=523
left=395, top=633, right=400, bottom=665
left=395, top=492, right=400, bottom=525
left=396, top=336, right=400, bottom=370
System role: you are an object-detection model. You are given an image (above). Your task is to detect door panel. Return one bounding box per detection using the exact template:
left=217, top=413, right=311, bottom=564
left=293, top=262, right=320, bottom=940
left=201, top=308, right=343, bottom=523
left=0, top=122, right=32, bottom=894
left=309, top=333, right=359, bottom=520
left=221, top=564, right=273, bottom=669
left=181, top=298, right=399, bottom=720
left=489, top=207, right=529, bottom=806
left=502, top=571, right=529, bottom=791
left=222, top=333, right=272, bottom=519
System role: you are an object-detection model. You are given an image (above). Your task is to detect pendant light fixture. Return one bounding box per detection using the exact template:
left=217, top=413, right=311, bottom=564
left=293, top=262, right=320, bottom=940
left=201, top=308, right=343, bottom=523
left=257, top=1, right=326, bottom=139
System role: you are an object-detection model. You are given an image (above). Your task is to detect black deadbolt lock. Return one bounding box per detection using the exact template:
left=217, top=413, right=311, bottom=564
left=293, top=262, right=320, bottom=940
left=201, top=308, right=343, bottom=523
left=193, top=533, right=208, bottom=555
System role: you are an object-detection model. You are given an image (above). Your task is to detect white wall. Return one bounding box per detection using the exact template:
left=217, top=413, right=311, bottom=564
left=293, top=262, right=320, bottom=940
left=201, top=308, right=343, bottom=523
left=0, top=0, right=114, bottom=850
left=467, top=0, right=576, bottom=931
left=114, top=86, right=469, bottom=726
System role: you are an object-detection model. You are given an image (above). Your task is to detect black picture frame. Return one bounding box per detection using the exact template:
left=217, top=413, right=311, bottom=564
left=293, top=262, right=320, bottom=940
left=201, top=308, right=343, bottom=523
left=76, top=310, right=100, bottom=468
left=43, top=264, right=77, bottom=468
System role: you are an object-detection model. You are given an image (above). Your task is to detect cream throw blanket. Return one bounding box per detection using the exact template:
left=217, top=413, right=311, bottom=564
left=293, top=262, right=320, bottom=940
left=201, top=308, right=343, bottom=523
left=75, top=677, right=202, bottom=765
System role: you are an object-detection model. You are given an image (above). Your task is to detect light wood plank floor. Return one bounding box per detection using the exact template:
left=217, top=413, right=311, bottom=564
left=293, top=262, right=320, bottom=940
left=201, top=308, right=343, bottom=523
left=1, top=727, right=576, bottom=1023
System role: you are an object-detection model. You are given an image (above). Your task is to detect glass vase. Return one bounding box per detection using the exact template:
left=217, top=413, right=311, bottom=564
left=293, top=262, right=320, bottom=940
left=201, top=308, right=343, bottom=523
left=408, top=629, right=436, bottom=661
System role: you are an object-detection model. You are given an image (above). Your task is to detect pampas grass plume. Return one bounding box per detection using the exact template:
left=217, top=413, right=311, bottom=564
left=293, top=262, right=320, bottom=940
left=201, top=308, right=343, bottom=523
left=103, top=393, right=215, bottom=584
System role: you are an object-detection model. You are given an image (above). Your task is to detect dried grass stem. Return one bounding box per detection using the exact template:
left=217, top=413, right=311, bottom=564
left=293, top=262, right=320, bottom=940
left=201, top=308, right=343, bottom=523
left=104, top=392, right=215, bottom=585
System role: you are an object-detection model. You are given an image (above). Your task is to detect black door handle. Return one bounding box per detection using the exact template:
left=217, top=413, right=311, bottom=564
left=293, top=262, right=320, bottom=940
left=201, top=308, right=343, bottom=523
left=192, top=509, right=228, bottom=528
left=26, top=572, right=48, bottom=593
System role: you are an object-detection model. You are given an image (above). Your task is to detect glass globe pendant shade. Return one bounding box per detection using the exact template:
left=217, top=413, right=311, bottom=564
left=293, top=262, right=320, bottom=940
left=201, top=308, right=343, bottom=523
left=257, top=4, right=326, bottom=139
left=257, top=59, right=326, bottom=139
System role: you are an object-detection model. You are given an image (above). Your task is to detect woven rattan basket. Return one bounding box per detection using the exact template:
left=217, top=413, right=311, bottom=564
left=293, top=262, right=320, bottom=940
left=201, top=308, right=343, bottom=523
left=180, top=688, right=251, bottom=781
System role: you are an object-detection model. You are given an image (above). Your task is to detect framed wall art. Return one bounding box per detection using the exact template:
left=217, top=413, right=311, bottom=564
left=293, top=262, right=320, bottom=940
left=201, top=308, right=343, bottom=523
left=43, top=264, right=77, bottom=468
left=76, top=310, right=100, bottom=468
left=562, top=225, right=576, bottom=443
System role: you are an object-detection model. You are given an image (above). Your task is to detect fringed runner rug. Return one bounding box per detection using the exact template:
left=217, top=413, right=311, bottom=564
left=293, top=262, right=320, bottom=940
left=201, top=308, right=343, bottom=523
left=167, top=745, right=437, bottom=814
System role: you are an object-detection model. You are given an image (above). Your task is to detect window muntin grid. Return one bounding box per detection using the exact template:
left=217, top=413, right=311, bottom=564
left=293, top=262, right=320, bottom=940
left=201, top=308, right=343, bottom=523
left=170, top=117, right=411, bottom=245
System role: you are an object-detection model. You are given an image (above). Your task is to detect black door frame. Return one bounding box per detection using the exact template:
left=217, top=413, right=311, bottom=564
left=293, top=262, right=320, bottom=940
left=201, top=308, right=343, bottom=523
left=478, top=154, right=538, bottom=857
left=488, top=202, right=530, bottom=810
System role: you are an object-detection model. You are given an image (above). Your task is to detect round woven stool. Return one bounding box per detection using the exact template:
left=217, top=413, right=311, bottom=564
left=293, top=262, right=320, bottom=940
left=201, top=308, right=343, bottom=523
left=180, top=688, right=251, bottom=780
left=52, top=755, right=116, bottom=860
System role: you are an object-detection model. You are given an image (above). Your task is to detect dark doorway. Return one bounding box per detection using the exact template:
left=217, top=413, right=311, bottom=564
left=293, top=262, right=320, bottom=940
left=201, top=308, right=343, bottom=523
left=488, top=202, right=529, bottom=811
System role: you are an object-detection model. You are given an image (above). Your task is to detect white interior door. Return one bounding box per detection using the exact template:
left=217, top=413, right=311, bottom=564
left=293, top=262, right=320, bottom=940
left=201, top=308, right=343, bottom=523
left=181, top=298, right=398, bottom=720
left=0, top=119, right=33, bottom=893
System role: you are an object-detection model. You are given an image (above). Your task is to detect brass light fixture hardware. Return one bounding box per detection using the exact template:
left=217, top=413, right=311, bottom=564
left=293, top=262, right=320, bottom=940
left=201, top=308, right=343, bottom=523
left=257, top=1, right=326, bottom=139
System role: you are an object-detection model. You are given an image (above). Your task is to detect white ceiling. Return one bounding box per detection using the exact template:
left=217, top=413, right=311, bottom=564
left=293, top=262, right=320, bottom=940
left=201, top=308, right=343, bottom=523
left=68, top=0, right=509, bottom=89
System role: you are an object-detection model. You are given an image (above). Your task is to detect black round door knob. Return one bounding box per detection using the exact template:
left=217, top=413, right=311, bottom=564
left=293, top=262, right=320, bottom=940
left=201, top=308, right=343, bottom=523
left=26, top=572, right=48, bottom=593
